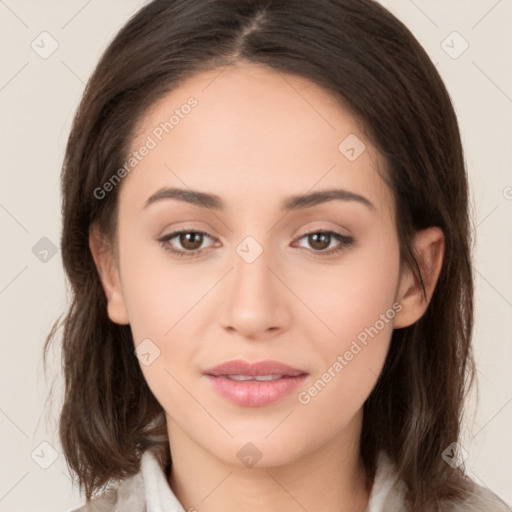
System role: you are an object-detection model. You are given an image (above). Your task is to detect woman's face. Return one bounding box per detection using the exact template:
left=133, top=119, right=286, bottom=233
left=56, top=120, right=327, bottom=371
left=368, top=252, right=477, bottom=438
left=96, top=63, right=419, bottom=468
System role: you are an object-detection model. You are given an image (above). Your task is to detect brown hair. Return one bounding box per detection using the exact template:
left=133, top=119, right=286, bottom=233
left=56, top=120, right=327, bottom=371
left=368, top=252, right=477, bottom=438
left=44, top=0, right=477, bottom=510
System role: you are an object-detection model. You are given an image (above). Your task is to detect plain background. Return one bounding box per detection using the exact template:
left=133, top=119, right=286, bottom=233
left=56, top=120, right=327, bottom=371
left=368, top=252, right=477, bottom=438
left=0, top=1, right=511, bottom=510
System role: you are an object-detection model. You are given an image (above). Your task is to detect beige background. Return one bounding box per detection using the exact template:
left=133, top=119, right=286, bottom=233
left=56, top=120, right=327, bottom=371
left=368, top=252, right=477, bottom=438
left=0, top=0, right=511, bottom=510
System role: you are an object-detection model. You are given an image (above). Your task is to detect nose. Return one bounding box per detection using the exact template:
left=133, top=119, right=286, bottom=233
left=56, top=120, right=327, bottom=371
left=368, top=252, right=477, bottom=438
left=218, top=241, right=290, bottom=339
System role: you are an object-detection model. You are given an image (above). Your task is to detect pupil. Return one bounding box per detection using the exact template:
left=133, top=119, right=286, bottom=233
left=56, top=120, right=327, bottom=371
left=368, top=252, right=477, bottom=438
left=310, top=232, right=329, bottom=250
left=181, top=232, right=202, bottom=250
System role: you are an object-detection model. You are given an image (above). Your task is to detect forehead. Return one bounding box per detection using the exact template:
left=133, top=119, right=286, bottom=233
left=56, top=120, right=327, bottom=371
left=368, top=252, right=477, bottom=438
left=124, top=63, right=392, bottom=218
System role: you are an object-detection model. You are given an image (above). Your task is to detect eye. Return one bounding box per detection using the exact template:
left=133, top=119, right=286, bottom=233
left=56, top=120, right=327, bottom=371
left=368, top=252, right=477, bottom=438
left=158, top=229, right=216, bottom=258
left=292, top=229, right=355, bottom=256
left=158, top=228, right=355, bottom=259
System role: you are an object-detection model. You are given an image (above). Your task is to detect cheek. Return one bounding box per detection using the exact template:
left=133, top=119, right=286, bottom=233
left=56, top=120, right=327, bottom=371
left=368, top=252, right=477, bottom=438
left=118, top=233, right=203, bottom=342
left=117, top=235, right=209, bottom=404
left=297, top=232, right=401, bottom=344
left=293, top=233, right=400, bottom=401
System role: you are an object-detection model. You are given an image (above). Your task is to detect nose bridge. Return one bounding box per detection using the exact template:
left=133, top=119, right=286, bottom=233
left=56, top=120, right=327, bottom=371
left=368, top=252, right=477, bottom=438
left=232, top=233, right=278, bottom=305
left=219, top=233, right=288, bottom=336
left=235, top=235, right=274, bottom=290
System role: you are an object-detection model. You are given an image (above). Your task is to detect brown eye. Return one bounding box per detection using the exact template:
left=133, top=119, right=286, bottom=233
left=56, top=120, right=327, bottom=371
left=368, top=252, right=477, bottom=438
left=158, top=228, right=354, bottom=259
left=158, top=229, right=215, bottom=258
left=178, top=232, right=204, bottom=251
left=307, top=232, right=331, bottom=251
left=294, top=230, right=355, bottom=256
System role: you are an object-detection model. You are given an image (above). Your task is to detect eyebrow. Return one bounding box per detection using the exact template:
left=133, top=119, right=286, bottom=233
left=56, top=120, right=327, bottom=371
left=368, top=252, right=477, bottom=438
left=143, top=187, right=376, bottom=212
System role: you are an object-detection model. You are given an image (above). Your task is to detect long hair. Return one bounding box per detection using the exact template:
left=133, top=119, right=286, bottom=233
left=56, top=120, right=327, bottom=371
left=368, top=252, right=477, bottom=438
left=44, top=1, right=476, bottom=510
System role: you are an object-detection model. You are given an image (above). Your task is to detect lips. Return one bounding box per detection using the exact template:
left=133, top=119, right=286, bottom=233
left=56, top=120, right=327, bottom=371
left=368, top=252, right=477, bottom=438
left=203, top=359, right=308, bottom=407
left=204, top=359, right=307, bottom=378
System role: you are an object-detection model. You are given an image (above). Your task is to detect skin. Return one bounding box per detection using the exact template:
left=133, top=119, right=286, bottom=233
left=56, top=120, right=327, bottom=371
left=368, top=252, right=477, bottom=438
left=90, top=62, right=444, bottom=512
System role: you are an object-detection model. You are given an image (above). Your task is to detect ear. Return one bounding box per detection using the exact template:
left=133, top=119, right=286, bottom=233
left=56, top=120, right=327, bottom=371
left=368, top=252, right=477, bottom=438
left=89, top=224, right=130, bottom=325
left=393, top=226, right=445, bottom=329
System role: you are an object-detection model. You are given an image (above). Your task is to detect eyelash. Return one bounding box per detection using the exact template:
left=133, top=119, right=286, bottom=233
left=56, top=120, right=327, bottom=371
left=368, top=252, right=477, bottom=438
left=158, top=228, right=355, bottom=259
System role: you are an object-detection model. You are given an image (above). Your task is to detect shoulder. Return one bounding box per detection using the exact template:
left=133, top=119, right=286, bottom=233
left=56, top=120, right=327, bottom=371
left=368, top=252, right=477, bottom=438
left=70, top=470, right=146, bottom=512
left=446, top=481, right=512, bottom=512
left=70, top=488, right=118, bottom=512
left=369, top=451, right=511, bottom=512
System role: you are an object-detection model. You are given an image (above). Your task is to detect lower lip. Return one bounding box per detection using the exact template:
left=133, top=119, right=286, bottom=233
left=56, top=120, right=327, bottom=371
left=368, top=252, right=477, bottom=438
left=205, top=374, right=308, bottom=407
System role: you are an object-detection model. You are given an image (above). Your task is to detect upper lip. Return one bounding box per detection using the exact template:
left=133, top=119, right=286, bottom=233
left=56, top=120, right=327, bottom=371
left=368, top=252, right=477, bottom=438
left=204, top=359, right=308, bottom=377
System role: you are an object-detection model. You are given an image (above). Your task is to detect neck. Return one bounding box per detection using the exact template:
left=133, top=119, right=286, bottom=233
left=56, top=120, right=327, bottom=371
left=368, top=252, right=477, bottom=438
left=166, top=410, right=372, bottom=512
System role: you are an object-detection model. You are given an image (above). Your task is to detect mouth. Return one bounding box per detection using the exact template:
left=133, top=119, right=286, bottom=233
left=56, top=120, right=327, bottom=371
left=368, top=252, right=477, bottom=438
left=204, top=359, right=307, bottom=378
left=203, top=359, right=308, bottom=407
left=212, top=374, right=301, bottom=381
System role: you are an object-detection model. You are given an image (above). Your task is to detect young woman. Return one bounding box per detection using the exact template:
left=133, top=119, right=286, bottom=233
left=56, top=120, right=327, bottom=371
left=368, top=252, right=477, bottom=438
left=44, top=0, right=511, bottom=511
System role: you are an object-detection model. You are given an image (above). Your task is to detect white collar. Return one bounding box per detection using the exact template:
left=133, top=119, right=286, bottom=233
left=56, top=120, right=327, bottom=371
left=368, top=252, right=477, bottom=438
left=140, top=448, right=186, bottom=512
